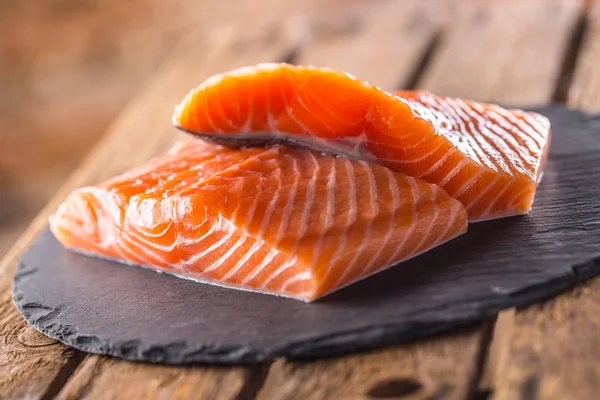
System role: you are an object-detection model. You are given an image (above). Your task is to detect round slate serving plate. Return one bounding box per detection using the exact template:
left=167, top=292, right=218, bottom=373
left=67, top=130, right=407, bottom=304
left=12, top=106, right=600, bottom=364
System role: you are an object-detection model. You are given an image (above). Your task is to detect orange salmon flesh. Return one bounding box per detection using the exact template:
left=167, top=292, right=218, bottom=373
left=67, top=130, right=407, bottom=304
left=50, top=141, right=468, bottom=301
left=174, top=63, right=551, bottom=222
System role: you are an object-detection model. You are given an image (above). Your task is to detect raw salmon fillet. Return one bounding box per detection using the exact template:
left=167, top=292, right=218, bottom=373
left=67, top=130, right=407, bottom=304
left=173, top=63, right=551, bottom=221
left=50, top=141, right=467, bottom=301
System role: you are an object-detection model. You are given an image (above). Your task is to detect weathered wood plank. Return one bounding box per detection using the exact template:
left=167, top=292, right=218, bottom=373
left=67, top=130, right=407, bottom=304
left=296, top=0, right=445, bottom=90
left=490, top=3, right=600, bottom=400
left=0, top=25, right=300, bottom=399
left=569, top=1, right=600, bottom=112
left=259, top=1, right=580, bottom=399
left=259, top=331, right=483, bottom=400
left=56, top=356, right=266, bottom=400
left=420, top=0, right=580, bottom=105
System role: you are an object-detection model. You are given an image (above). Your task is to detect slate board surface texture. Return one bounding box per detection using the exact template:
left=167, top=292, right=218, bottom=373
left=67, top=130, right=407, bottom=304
left=12, top=106, right=600, bottom=364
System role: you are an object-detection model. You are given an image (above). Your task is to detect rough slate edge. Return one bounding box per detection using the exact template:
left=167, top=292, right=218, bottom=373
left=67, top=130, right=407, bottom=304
left=11, top=105, right=600, bottom=365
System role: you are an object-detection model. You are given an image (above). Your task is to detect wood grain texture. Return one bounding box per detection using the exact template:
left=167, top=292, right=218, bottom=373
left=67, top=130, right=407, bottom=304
left=490, top=3, right=600, bottom=399
left=56, top=355, right=265, bottom=400
left=296, top=0, right=445, bottom=90
left=420, top=0, right=581, bottom=104
left=570, top=1, right=600, bottom=112
left=259, top=1, right=581, bottom=399
left=0, top=286, right=75, bottom=400
left=259, top=332, right=483, bottom=400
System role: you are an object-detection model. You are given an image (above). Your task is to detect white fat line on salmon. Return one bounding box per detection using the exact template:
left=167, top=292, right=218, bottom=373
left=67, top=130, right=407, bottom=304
left=185, top=210, right=239, bottom=265
left=452, top=169, right=485, bottom=198
left=498, top=107, right=546, bottom=145
left=258, top=159, right=300, bottom=288
left=292, top=152, right=319, bottom=245
left=244, top=152, right=318, bottom=285
left=242, top=166, right=288, bottom=284
left=437, top=155, right=467, bottom=187
left=380, top=139, right=447, bottom=165
left=78, top=190, right=120, bottom=248
left=92, top=187, right=126, bottom=227
left=464, top=174, right=502, bottom=210
left=457, top=99, right=517, bottom=174
left=450, top=100, right=502, bottom=172
left=477, top=178, right=514, bottom=219
left=523, top=113, right=551, bottom=142
left=408, top=185, right=441, bottom=257
left=332, top=161, right=378, bottom=287
left=120, top=223, right=175, bottom=262
left=223, top=240, right=263, bottom=280
left=262, top=256, right=300, bottom=290
left=506, top=184, right=535, bottom=209
left=115, top=231, right=155, bottom=265
left=179, top=222, right=218, bottom=247
left=281, top=75, right=314, bottom=135
left=319, top=158, right=357, bottom=285
left=257, top=166, right=284, bottom=238
left=185, top=176, right=262, bottom=273
left=214, top=86, right=238, bottom=131
left=424, top=96, right=483, bottom=167
left=358, top=167, right=400, bottom=277
left=382, top=176, right=419, bottom=266
left=473, top=102, right=542, bottom=156
left=275, top=157, right=299, bottom=242
left=307, top=157, right=337, bottom=271
left=240, top=79, right=254, bottom=132
left=242, top=247, right=280, bottom=284
left=423, top=97, right=467, bottom=156
left=280, top=270, right=311, bottom=292
left=125, top=223, right=178, bottom=253
left=201, top=92, right=221, bottom=133
left=436, top=202, right=462, bottom=246
left=203, top=236, right=247, bottom=273
left=256, top=152, right=317, bottom=286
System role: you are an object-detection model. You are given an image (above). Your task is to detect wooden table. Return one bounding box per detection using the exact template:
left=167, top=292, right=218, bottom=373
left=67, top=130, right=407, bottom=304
left=2, top=0, right=600, bottom=398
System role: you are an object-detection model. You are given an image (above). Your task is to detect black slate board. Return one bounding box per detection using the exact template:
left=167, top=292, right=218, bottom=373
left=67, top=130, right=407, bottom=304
left=12, top=106, right=600, bottom=364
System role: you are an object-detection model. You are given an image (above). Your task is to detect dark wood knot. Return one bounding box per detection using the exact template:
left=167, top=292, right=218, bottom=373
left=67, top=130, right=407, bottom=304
left=366, top=377, right=423, bottom=398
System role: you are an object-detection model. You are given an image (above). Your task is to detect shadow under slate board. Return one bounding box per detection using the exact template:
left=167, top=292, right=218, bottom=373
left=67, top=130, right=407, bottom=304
left=12, top=106, right=600, bottom=364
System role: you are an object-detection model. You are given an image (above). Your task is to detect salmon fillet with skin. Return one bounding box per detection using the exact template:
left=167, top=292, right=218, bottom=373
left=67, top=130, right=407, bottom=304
left=50, top=141, right=468, bottom=302
left=173, top=63, right=551, bottom=221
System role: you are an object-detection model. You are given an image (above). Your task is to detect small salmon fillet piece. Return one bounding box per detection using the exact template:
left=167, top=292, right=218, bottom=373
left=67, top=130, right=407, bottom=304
left=50, top=141, right=467, bottom=301
left=173, top=63, right=551, bottom=221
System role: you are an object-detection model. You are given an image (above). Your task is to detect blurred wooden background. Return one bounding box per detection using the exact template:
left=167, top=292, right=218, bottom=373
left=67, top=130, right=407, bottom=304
left=0, top=0, right=360, bottom=256
left=1, top=0, right=597, bottom=257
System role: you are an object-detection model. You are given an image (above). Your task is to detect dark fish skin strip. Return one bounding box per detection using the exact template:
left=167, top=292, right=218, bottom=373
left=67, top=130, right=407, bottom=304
left=175, top=125, right=372, bottom=161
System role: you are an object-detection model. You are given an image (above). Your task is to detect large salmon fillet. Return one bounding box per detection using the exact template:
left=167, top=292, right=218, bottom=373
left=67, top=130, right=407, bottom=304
left=50, top=141, right=467, bottom=301
left=173, top=63, right=551, bottom=221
